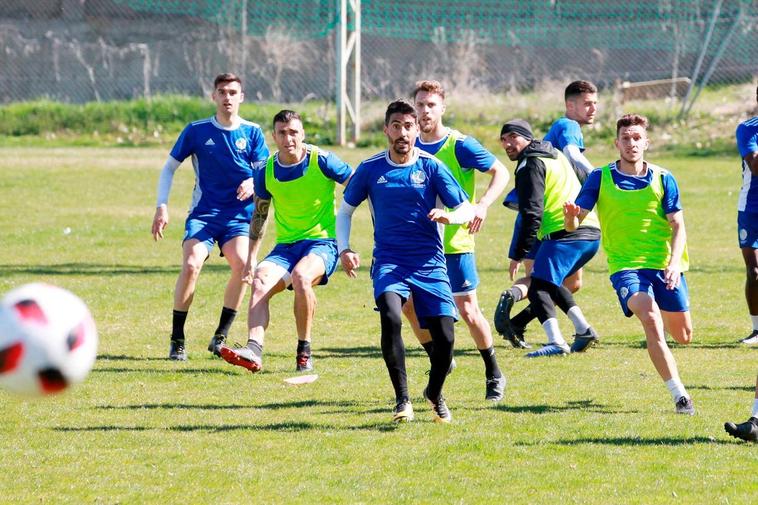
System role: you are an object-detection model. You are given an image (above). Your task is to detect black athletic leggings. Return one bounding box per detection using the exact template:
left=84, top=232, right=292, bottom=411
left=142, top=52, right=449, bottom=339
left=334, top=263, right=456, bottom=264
left=527, top=276, right=577, bottom=323
left=376, top=292, right=455, bottom=402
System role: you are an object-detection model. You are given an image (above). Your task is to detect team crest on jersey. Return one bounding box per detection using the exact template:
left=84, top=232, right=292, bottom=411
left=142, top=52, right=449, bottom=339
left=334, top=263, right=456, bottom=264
left=619, top=287, right=629, bottom=299
left=235, top=137, right=247, bottom=150
left=410, top=170, right=426, bottom=186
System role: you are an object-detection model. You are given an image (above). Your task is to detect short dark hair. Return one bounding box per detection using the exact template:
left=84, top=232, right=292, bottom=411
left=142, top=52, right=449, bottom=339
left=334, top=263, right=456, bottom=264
left=272, top=109, right=302, bottom=129
left=384, top=99, right=417, bottom=126
left=616, top=113, right=649, bottom=136
left=565, top=80, right=597, bottom=101
left=412, top=80, right=446, bottom=101
left=213, top=73, right=242, bottom=90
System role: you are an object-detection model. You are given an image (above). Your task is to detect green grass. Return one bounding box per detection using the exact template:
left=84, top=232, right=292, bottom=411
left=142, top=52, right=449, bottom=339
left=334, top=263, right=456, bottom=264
left=0, top=146, right=756, bottom=504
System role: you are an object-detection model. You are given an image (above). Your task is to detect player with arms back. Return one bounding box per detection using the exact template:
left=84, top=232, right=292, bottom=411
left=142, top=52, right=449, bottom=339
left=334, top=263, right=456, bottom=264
left=151, top=73, right=269, bottom=361
left=337, top=100, right=475, bottom=424
left=564, top=114, right=695, bottom=414
left=218, top=110, right=353, bottom=373
left=496, top=80, right=598, bottom=348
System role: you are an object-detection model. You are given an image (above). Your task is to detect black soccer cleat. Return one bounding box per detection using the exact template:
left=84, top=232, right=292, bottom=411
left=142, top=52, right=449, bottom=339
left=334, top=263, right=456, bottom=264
left=493, top=290, right=515, bottom=337
left=570, top=327, right=599, bottom=353
left=485, top=375, right=506, bottom=402
left=423, top=387, right=452, bottom=423
left=207, top=334, right=225, bottom=357
left=724, top=417, right=758, bottom=442
left=168, top=340, right=187, bottom=361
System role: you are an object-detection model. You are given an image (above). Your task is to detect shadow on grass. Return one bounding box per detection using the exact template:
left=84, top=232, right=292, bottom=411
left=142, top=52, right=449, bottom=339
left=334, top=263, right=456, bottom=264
left=598, top=341, right=742, bottom=350
left=688, top=384, right=755, bottom=392
left=91, top=367, right=240, bottom=376
left=494, top=399, right=637, bottom=415
left=98, top=354, right=167, bottom=362
left=516, top=436, right=732, bottom=446
left=53, top=420, right=399, bottom=433
left=95, top=399, right=369, bottom=411
left=0, top=263, right=230, bottom=276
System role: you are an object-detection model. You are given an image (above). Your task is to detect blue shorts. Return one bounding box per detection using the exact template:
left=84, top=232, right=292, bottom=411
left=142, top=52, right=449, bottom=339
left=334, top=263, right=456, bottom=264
left=508, top=214, right=541, bottom=260
left=531, top=239, right=599, bottom=287
left=737, top=211, right=758, bottom=248
left=184, top=215, right=249, bottom=254
left=445, top=253, right=479, bottom=294
left=610, top=269, right=690, bottom=318
left=371, top=262, right=458, bottom=328
left=263, top=239, right=339, bottom=286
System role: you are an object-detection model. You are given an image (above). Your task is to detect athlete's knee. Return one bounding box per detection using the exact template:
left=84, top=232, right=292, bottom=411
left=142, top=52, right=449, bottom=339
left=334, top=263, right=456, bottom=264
left=181, top=258, right=203, bottom=279
left=670, top=321, right=693, bottom=345
left=458, top=300, right=482, bottom=325
left=290, top=269, right=315, bottom=293
left=674, top=327, right=693, bottom=345
left=636, top=309, right=660, bottom=333
left=564, top=276, right=582, bottom=293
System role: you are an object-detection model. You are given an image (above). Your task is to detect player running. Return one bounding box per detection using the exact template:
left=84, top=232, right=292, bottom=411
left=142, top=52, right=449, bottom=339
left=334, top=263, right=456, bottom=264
left=564, top=113, right=695, bottom=414
left=403, top=80, right=509, bottom=402
left=218, top=110, right=353, bottom=373
left=500, top=119, right=600, bottom=358
left=151, top=73, right=269, bottom=361
left=735, top=85, right=758, bottom=345
left=496, top=80, right=599, bottom=349
left=337, top=100, right=474, bottom=424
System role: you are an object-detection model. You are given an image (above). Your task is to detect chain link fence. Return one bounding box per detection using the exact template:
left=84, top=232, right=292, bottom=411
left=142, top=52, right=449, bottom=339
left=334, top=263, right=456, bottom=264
left=0, top=0, right=755, bottom=104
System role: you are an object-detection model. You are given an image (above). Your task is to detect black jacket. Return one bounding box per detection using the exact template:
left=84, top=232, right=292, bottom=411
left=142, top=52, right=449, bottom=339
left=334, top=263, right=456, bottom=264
left=509, top=140, right=599, bottom=261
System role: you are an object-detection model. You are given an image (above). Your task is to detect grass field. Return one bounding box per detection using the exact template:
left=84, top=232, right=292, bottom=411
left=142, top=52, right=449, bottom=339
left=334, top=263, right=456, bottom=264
left=0, top=145, right=756, bottom=504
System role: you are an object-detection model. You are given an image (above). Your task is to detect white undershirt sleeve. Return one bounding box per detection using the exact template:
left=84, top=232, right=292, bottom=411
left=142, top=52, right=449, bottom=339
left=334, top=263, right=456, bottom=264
left=563, top=144, right=595, bottom=178
left=155, top=156, right=182, bottom=207
left=446, top=201, right=475, bottom=224
left=336, top=200, right=357, bottom=253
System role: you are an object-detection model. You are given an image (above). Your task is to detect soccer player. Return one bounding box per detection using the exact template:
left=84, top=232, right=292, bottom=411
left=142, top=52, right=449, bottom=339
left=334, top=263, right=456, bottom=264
left=218, top=110, right=353, bottom=373
left=724, top=375, right=758, bottom=442
left=736, top=85, right=758, bottom=345
left=500, top=119, right=601, bottom=358
left=403, top=80, right=509, bottom=401
left=496, top=80, right=599, bottom=348
left=564, top=113, right=695, bottom=414
left=151, top=73, right=269, bottom=361
left=336, top=99, right=474, bottom=424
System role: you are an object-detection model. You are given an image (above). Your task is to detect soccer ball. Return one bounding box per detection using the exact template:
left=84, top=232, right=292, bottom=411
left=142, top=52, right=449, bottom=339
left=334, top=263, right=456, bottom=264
left=0, top=283, right=98, bottom=396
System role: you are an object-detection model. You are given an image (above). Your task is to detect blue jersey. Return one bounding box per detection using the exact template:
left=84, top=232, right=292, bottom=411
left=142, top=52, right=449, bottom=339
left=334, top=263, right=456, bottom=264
left=575, top=161, right=682, bottom=214
left=736, top=116, right=758, bottom=213
left=343, top=148, right=468, bottom=269
left=170, top=117, right=269, bottom=220
left=415, top=130, right=496, bottom=172
left=544, top=117, right=584, bottom=151
left=253, top=144, right=353, bottom=200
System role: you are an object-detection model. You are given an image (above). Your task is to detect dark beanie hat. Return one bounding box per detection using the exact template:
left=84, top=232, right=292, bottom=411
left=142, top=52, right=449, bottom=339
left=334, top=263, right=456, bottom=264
left=500, top=119, right=533, bottom=141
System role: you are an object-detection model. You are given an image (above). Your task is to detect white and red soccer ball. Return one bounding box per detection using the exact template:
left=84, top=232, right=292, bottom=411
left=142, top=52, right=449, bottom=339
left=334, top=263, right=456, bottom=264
left=0, top=283, right=98, bottom=396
